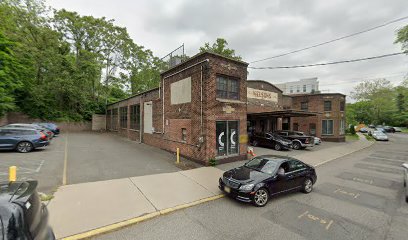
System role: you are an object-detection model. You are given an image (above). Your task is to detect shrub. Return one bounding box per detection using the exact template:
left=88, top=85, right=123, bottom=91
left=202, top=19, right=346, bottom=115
left=349, top=125, right=356, bottom=135
left=208, top=158, right=217, bottom=166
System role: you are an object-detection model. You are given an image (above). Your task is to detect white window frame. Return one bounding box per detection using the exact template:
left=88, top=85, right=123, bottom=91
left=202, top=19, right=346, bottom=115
left=322, top=119, right=334, bottom=135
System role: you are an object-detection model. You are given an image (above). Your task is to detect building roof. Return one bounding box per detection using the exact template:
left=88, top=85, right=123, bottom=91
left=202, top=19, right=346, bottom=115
left=247, top=80, right=283, bottom=93
left=160, top=51, right=248, bottom=76
left=106, top=87, right=159, bottom=106
left=290, top=92, right=346, bottom=97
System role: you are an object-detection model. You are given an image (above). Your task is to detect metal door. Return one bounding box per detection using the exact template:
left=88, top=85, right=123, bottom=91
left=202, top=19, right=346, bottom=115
left=144, top=101, right=153, bottom=134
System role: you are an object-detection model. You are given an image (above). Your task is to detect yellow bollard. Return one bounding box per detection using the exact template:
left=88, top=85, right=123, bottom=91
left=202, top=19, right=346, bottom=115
left=176, top=148, right=180, bottom=164
left=9, top=166, right=17, bottom=182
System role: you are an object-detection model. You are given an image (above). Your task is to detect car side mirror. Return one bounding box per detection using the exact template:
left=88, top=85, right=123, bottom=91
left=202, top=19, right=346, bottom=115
left=277, top=172, right=285, bottom=178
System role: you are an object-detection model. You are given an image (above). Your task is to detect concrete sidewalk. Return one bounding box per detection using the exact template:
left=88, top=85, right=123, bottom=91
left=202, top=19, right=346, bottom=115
left=48, top=167, right=224, bottom=239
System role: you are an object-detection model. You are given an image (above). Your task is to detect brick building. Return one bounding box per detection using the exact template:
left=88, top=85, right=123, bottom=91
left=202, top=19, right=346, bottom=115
left=106, top=52, right=346, bottom=165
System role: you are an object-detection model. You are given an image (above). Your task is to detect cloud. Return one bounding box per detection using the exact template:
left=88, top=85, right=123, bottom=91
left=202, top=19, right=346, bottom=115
left=46, top=0, right=408, bottom=97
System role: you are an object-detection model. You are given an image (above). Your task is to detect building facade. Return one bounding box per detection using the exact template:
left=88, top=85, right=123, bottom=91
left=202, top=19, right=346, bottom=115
left=106, top=52, right=345, bottom=165
left=275, top=77, right=319, bottom=95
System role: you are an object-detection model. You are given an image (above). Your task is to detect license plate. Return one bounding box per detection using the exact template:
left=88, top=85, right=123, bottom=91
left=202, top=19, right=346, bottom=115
left=224, top=186, right=231, bottom=193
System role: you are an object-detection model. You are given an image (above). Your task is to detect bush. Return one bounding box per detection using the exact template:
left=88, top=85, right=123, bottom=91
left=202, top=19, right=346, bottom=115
left=349, top=125, right=356, bottom=135
left=208, top=158, right=217, bottom=166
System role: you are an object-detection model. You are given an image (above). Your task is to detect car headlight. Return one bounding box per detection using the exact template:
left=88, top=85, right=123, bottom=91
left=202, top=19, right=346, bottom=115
left=239, top=184, right=254, bottom=191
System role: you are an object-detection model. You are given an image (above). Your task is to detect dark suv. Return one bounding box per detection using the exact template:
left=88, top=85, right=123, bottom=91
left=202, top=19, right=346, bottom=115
left=274, top=130, right=314, bottom=150
left=0, top=181, right=55, bottom=239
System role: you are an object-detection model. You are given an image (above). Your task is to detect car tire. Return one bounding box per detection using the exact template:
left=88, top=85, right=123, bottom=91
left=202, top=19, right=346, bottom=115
left=253, top=188, right=269, bottom=207
left=302, top=178, right=313, bottom=194
left=274, top=143, right=282, bottom=151
left=16, top=141, right=34, bottom=153
left=293, top=141, right=301, bottom=150
left=252, top=140, right=258, bottom=147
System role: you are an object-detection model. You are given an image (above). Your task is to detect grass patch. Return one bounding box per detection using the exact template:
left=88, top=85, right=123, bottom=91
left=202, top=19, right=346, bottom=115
left=363, top=134, right=375, bottom=141
left=345, top=133, right=359, bottom=141
left=401, top=127, right=408, bottom=133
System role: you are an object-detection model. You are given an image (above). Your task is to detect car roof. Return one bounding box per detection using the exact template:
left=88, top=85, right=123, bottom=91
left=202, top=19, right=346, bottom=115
left=0, top=127, right=39, bottom=131
left=253, top=155, right=297, bottom=163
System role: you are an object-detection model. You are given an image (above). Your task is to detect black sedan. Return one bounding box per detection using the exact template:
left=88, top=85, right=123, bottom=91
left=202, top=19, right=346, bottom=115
left=250, top=132, right=292, bottom=151
left=219, top=155, right=317, bottom=207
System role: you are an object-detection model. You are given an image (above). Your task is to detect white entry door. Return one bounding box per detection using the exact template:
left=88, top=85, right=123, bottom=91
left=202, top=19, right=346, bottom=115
left=144, top=101, right=153, bottom=133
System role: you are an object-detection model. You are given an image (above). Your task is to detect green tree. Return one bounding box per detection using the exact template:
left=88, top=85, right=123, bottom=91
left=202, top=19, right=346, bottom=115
left=199, top=38, right=242, bottom=60
left=395, top=25, right=408, bottom=52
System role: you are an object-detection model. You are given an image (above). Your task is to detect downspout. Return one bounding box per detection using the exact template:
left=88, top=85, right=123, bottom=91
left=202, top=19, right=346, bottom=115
left=139, top=98, right=142, bottom=143
left=161, top=59, right=210, bottom=135
left=200, top=65, right=203, bottom=137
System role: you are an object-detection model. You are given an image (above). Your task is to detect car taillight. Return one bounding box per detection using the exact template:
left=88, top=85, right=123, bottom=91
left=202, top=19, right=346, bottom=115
left=40, top=132, right=47, bottom=141
left=305, top=138, right=309, bottom=144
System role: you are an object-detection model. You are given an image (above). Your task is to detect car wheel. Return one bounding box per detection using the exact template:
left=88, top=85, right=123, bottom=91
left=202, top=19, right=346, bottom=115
left=302, top=178, right=313, bottom=194
left=253, top=188, right=269, bottom=207
left=252, top=140, right=258, bottom=147
left=274, top=143, right=282, bottom=151
left=16, top=141, right=33, bottom=153
left=293, top=141, right=301, bottom=150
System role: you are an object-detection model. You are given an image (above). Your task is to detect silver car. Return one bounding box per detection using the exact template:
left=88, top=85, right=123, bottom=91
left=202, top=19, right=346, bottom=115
left=403, top=163, right=408, bottom=203
left=372, top=131, right=388, bottom=141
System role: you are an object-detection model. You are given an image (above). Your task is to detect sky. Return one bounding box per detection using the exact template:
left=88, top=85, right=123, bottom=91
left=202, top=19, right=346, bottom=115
left=46, top=0, right=408, bottom=99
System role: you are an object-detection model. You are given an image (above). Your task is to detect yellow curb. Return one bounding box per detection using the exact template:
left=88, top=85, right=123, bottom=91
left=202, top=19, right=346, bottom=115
left=61, top=194, right=224, bottom=240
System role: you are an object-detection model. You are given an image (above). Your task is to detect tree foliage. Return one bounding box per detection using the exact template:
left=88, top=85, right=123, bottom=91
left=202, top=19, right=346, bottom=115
left=199, top=38, right=242, bottom=61
left=0, top=0, right=164, bottom=120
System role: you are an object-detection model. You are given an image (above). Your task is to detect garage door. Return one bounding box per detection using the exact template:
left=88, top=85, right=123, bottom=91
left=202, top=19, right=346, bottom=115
left=144, top=101, right=153, bottom=133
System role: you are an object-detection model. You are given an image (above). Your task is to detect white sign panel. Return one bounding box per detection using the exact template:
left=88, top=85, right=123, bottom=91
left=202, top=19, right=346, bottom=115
left=247, top=88, right=278, bottom=102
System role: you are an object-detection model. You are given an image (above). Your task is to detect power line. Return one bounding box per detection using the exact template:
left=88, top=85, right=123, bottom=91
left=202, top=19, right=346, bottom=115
left=248, top=52, right=405, bottom=70
left=249, top=15, right=408, bottom=64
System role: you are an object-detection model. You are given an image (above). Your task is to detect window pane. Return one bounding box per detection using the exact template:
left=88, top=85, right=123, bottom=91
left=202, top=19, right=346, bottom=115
left=322, top=120, right=327, bottom=135
left=216, top=121, right=227, bottom=156
left=328, top=120, right=333, bottom=134
left=228, top=121, right=239, bottom=155
left=324, top=101, right=332, bottom=111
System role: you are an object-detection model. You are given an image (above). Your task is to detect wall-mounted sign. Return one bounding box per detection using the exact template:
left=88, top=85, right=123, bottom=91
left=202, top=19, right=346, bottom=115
left=223, top=105, right=235, bottom=114
left=247, top=88, right=278, bottom=102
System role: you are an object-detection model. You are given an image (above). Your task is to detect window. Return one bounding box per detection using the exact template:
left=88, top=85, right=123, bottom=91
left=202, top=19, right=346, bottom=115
left=216, top=76, right=239, bottom=100
left=120, top=107, right=128, bottom=128
left=288, top=160, right=306, bottom=172
left=112, top=108, right=118, bottom=130
left=181, top=128, right=187, bottom=142
left=324, top=101, right=332, bottom=111
left=311, top=85, right=315, bottom=91
left=129, top=104, right=140, bottom=130
left=322, top=119, right=334, bottom=135
left=303, top=85, right=306, bottom=92
left=340, top=119, right=345, bottom=135
left=340, top=101, right=345, bottom=111
left=296, top=85, right=300, bottom=93
left=216, top=121, right=239, bottom=156
left=301, top=102, right=308, bottom=111
left=290, top=86, right=293, bottom=93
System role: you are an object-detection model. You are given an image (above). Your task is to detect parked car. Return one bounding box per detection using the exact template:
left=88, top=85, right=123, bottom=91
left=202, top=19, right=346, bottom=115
left=33, top=122, right=60, bottom=135
left=403, top=163, right=408, bottom=203
left=314, top=137, right=322, bottom=145
left=359, top=128, right=369, bottom=133
left=375, top=127, right=386, bottom=133
left=368, top=124, right=375, bottom=128
left=0, top=180, right=56, bottom=239
left=394, top=127, right=402, bottom=132
left=250, top=132, right=292, bottom=151
left=0, top=128, right=49, bottom=153
left=383, top=126, right=396, bottom=133
left=219, top=155, right=317, bottom=207
left=372, top=131, right=389, bottom=141
left=274, top=130, right=314, bottom=150
left=4, top=123, right=54, bottom=139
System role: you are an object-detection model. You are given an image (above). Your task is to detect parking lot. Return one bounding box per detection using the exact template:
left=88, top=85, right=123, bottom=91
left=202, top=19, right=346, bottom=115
left=0, top=132, right=199, bottom=193
left=94, top=133, right=408, bottom=240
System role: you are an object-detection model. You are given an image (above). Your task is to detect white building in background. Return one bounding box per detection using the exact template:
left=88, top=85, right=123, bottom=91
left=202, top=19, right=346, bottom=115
left=275, top=77, right=319, bottom=95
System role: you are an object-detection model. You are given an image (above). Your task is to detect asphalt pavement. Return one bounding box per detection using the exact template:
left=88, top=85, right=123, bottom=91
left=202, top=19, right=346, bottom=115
left=93, top=133, right=408, bottom=240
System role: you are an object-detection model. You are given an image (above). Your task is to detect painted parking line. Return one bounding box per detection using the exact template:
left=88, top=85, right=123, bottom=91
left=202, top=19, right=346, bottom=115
left=370, top=154, right=408, bottom=161
left=337, top=172, right=400, bottom=189
left=315, top=183, right=391, bottom=211
left=354, top=163, right=403, bottom=175
left=262, top=200, right=372, bottom=240
left=362, top=157, right=405, bottom=167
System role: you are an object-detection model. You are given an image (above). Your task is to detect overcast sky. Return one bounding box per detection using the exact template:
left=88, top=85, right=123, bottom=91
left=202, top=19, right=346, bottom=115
left=46, top=0, right=408, bottom=98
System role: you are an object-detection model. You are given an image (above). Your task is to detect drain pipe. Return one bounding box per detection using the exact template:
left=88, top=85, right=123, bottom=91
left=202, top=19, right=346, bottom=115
left=161, top=59, right=209, bottom=135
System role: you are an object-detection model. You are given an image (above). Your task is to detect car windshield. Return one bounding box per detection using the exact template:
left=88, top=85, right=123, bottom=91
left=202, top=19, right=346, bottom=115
left=245, top=157, right=279, bottom=174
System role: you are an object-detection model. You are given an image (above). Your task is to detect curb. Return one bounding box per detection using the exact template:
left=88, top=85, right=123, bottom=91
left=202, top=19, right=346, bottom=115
left=61, top=194, right=225, bottom=240
left=313, top=141, right=374, bottom=168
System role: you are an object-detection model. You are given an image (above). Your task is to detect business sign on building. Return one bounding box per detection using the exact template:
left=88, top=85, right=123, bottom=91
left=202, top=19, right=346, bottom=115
left=247, top=88, right=278, bottom=102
